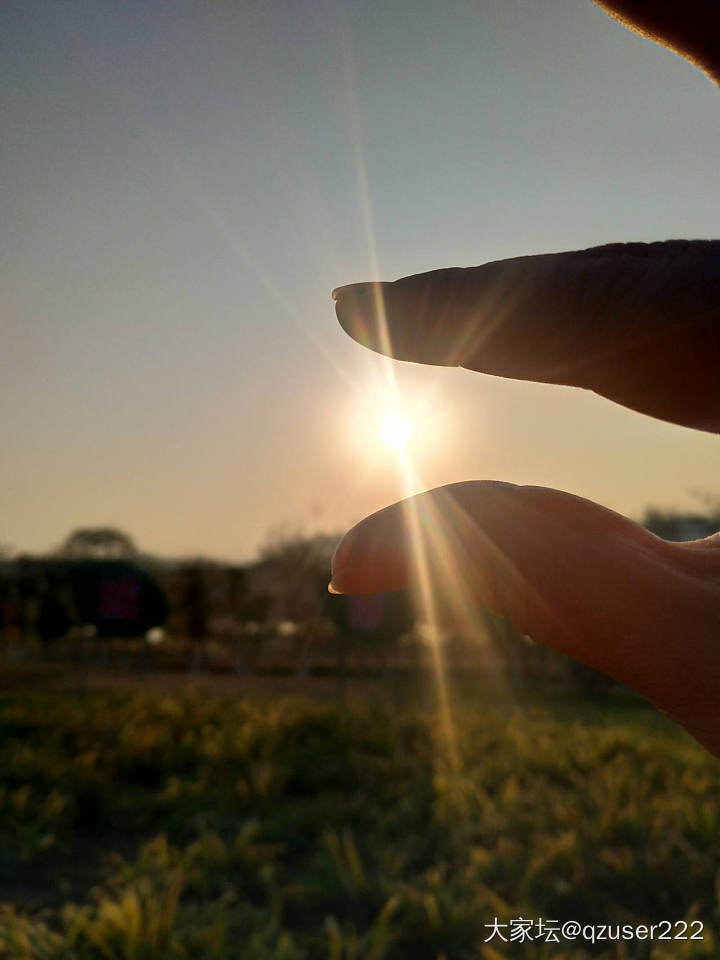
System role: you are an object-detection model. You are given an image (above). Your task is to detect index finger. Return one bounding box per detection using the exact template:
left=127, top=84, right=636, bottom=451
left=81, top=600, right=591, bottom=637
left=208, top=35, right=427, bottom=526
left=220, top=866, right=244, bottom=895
left=333, top=240, right=720, bottom=433
left=591, top=0, right=720, bottom=86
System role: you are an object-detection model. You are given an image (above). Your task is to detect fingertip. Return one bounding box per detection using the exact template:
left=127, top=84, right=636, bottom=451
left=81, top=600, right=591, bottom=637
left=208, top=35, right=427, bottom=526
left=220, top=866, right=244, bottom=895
left=332, top=268, right=477, bottom=366
left=330, top=560, right=411, bottom=596
left=331, top=505, right=412, bottom=595
left=333, top=282, right=389, bottom=356
left=331, top=281, right=369, bottom=302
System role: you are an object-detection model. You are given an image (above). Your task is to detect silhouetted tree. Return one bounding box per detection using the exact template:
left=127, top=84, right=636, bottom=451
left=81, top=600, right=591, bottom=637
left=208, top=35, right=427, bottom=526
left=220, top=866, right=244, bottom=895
left=642, top=506, right=719, bottom=542
left=36, top=582, right=72, bottom=647
left=252, top=533, right=339, bottom=675
left=223, top=565, right=272, bottom=673
left=324, top=588, right=415, bottom=695
left=58, top=527, right=137, bottom=559
left=69, top=559, right=167, bottom=638
left=179, top=564, right=210, bottom=671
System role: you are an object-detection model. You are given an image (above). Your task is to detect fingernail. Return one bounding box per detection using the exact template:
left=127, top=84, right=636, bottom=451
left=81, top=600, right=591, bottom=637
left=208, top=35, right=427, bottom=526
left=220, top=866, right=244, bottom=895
left=327, top=581, right=342, bottom=595
left=333, top=283, right=385, bottom=353
left=330, top=504, right=414, bottom=596
left=331, top=283, right=364, bottom=302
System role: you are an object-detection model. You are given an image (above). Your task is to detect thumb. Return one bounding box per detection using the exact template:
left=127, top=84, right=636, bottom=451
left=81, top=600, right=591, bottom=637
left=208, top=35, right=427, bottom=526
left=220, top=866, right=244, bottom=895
left=330, top=482, right=720, bottom=753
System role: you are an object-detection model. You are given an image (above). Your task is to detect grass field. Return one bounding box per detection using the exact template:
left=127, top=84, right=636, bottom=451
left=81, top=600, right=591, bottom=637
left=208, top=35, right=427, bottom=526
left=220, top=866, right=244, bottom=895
left=0, top=674, right=719, bottom=959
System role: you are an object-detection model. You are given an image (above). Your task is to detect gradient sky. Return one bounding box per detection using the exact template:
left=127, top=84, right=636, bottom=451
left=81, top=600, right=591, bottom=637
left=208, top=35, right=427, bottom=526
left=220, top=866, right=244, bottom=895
left=4, top=0, right=720, bottom=560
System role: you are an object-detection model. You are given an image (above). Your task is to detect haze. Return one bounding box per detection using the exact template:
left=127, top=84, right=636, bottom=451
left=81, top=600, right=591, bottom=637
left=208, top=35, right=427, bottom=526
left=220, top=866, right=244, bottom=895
left=3, top=0, right=720, bottom=560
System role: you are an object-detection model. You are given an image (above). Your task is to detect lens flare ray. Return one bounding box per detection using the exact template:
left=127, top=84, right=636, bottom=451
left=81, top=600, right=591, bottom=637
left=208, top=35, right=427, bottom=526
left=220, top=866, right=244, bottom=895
left=398, top=451, right=460, bottom=771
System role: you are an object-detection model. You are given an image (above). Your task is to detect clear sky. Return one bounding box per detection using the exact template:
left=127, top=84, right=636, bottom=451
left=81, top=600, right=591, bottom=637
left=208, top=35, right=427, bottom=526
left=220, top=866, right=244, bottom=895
left=3, top=0, right=720, bottom=560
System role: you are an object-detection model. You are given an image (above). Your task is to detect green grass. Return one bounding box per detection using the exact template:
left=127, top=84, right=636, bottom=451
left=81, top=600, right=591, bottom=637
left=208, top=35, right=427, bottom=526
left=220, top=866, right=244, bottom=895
left=0, top=683, right=719, bottom=959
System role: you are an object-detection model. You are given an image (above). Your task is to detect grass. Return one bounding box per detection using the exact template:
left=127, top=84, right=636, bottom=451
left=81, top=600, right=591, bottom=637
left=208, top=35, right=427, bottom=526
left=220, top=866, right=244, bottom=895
left=0, top=677, right=719, bottom=959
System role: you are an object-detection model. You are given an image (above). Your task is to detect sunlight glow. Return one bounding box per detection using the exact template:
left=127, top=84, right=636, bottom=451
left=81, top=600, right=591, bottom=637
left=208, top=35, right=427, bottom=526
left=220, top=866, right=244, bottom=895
left=337, top=20, right=469, bottom=774
left=398, top=450, right=459, bottom=772
left=381, top=412, right=412, bottom=450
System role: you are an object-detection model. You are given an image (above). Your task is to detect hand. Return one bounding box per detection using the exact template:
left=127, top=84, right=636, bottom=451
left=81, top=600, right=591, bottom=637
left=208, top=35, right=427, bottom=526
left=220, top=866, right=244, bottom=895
left=329, top=2, right=720, bottom=756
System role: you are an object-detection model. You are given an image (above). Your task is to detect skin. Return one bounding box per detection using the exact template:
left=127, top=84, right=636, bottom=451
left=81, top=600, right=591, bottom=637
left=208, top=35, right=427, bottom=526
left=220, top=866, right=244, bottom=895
left=329, top=1, right=720, bottom=756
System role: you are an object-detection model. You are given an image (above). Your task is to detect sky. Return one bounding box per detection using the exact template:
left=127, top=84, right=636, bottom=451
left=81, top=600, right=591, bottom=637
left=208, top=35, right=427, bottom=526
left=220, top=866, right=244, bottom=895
left=3, top=0, right=720, bottom=561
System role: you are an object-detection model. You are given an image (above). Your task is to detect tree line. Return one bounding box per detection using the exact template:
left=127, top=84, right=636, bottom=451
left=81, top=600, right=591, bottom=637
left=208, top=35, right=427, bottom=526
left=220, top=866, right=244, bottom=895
left=1, top=503, right=717, bottom=686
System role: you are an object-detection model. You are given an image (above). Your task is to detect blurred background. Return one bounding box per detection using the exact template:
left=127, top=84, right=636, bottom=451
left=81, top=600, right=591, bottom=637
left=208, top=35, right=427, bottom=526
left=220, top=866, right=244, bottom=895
left=1, top=504, right=719, bottom=686
left=3, top=1, right=720, bottom=957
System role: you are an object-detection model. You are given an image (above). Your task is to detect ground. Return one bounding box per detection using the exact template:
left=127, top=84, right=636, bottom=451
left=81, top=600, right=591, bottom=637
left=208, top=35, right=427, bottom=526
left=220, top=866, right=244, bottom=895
left=0, top=668, right=718, bottom=959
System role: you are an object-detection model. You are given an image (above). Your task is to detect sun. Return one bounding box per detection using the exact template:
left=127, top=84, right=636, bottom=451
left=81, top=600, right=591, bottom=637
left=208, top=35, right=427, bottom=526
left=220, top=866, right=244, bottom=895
left=381, top=412, right=412, bottom=450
